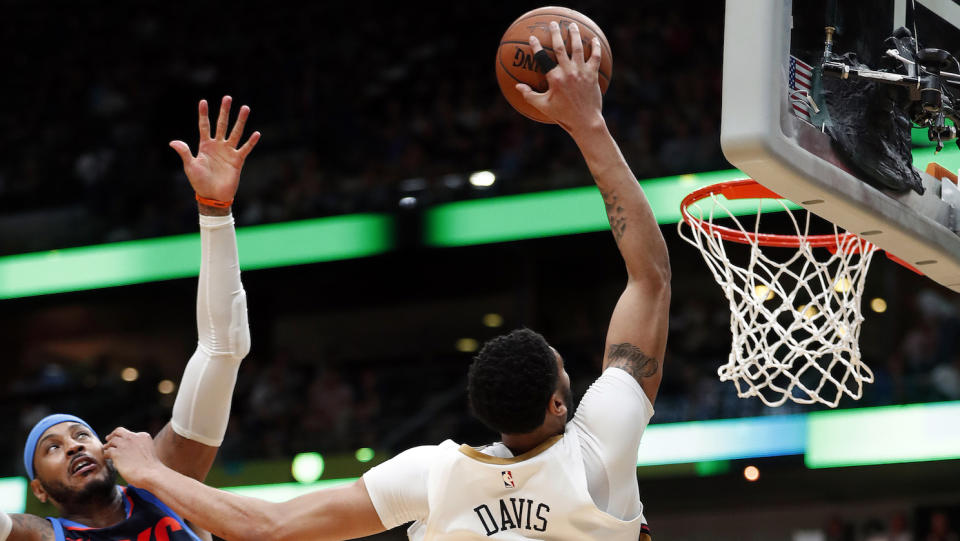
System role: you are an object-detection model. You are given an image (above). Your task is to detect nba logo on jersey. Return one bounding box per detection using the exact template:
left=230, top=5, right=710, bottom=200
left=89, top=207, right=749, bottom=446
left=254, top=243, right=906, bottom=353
left=501, top=470, right=515, bottom=488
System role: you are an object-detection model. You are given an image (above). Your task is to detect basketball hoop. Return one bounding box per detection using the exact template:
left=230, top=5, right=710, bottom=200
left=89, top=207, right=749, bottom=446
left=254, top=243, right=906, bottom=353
left=678, top=179, right=877, bottom=408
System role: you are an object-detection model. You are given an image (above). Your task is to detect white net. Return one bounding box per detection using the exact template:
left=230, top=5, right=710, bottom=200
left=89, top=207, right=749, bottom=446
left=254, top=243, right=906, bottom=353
left=678, top=185, right=877, bottom=407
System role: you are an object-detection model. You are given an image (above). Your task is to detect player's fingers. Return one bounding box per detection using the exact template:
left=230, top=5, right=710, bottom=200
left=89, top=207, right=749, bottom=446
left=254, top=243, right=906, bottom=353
left=528, top=36, right=558, bottom=74
left=215, top=95, right=232, bottom=140
left=238, top=131, right=261, bottom=159
left=586, top=37, right=602, bottom=71
left=516, top=83, right=549, bottom=109
left=169, top=140, right=193, bottom=167
left=568, top=22, right=584, bottom=63
left=198, top=99, right=211, bottom=140
left=529, top=34, right=544, bottom=54
left=549, top=21, right=570, bottom=68
left=105, top=427, right=129, bottom=442
left=227, top=105, right=250, bottom=147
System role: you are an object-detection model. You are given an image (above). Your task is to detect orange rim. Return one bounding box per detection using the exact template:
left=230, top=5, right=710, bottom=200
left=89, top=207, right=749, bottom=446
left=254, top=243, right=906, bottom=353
left=680, top=178, right=870, bottom=251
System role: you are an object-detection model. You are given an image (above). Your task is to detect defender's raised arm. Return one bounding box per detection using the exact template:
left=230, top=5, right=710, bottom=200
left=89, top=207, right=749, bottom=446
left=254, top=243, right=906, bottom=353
left=153, top=96, right=261, bottom=481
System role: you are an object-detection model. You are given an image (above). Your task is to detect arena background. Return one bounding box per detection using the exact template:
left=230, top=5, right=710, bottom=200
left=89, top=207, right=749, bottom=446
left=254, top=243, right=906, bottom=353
left=2, top=2, right=959, bottom=540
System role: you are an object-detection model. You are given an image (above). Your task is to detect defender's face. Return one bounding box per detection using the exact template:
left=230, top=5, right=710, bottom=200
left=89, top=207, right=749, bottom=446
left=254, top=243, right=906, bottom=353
left=32, top=422, right=111, bottom=500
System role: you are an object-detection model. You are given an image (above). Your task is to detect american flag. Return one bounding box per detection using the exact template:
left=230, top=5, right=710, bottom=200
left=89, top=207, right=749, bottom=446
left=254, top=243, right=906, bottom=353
left=788, top=55, right=814, bottom=120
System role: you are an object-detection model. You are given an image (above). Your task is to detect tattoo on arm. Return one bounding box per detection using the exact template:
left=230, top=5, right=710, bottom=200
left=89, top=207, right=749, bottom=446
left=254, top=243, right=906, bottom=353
left=600, top=189, right=627, bottom=242
left=11, top=514, right=55, bottom=541
left=606, top=343, right=659, bottom=382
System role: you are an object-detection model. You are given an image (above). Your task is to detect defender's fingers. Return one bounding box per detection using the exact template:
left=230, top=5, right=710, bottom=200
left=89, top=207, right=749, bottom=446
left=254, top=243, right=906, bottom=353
left=238, top=131, right=261, bottom=159
left=169, top=140, right=193, bottom=167
left=586, top=37, right=602, bottom=71
left=568, top=22, right=584, bottom=63
left=198, top=100, right=211, bottom=140
left=549, top=21, right=570, bottom=68
left=215, top=96, right=232, bottom=140
left=227, top=105, right=250, bottom=147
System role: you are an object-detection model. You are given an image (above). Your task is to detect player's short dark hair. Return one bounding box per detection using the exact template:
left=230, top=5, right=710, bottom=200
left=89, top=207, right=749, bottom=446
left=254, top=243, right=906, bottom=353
left=467, top=328, right=558, bottom=434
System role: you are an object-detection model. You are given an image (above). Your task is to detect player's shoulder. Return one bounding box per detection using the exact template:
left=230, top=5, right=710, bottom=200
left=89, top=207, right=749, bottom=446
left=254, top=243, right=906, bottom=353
left=571, top=368, right=655, bottom=427
left=10, top=513, right=55, bottom=541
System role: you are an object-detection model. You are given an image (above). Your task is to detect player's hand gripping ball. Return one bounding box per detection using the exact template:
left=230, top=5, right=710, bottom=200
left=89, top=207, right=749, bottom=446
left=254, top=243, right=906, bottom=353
left=496, top=6, right=613, bottom=123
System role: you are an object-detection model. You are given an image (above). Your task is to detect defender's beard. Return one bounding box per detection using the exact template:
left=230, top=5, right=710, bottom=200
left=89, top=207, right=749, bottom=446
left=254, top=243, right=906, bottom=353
left=40, top=461, right=119, bottom=507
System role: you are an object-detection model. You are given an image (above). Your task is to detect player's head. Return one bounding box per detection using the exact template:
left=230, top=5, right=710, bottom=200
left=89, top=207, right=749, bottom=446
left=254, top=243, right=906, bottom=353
left=467, top=328, right=572, bottom=435
left=23, top=414, right=118, bottom=508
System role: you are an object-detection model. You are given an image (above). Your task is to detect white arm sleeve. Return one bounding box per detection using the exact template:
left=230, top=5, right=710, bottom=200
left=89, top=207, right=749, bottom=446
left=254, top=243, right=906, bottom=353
left=362, top=445, right=439, bottom=529
left=171, top=213, right=250, bottom=447
left=571, top=367, right=654, bottom=520
left=0, top=510, right=11, bottom=541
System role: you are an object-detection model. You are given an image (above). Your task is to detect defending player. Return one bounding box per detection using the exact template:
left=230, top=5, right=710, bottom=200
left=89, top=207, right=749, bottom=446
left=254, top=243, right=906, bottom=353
left=0, top=96, right=260, bottom=541
left=101, top=21, right=670, bottom=541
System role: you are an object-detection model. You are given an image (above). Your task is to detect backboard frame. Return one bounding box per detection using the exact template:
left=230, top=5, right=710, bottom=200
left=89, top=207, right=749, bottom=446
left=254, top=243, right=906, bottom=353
left=721, top=0, right=960, bottom=292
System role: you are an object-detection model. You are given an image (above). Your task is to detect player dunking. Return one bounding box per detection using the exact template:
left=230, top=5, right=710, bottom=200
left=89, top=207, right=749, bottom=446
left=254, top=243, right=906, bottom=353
left=0, top=97, right=259, bottom=541
left=102, top=21, right=670, bottom=541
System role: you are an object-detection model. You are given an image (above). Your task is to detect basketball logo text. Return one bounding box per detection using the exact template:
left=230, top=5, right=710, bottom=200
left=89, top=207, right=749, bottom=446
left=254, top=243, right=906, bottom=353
left=511, top=47, right=541, bottom=72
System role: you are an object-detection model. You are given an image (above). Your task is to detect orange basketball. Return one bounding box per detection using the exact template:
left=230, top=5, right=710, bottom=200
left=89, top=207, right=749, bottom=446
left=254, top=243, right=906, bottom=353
left=495, top=6, right=613, bottom=123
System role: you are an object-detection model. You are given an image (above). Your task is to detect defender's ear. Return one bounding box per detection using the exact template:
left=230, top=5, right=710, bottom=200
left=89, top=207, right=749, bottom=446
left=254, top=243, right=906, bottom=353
left=30, top=478, right=48, bottom=504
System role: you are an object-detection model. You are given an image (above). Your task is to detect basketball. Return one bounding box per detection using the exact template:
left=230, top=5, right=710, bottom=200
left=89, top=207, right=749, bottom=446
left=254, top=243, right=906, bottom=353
left=495, top=6, right=613, bottom=123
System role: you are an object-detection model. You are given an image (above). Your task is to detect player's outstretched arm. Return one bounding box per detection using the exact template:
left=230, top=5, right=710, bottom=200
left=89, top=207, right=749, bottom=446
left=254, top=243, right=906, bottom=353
left=153, top=96, right=261, bottom=481
left=518, top=22, right=670, bottom=404
left=104, top=429, right=385, bottom=541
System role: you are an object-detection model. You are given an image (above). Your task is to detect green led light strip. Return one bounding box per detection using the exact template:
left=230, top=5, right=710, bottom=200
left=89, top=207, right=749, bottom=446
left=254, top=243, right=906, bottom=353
left=3, top=152, right=956, bottom=298
left=911, top=138, right=960, bottom=173
left=0, top=476, right=26, bottom=513
left=0, top=214, right=393, bottom=300
left=805, top=401, right=960, bottom=468
left=424, top=169, right=788, bottom=247
left=223, top=478, right=357, bottom=501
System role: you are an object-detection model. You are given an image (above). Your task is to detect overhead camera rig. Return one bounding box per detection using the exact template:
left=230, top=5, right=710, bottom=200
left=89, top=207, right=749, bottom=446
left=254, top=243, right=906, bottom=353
left=822, top=26, right=960, bottom=153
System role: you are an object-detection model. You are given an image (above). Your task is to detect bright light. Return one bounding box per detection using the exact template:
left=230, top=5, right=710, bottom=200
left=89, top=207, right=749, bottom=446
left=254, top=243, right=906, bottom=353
left=121, top=367, right=139, bottom=382
left=469, top=171, right=496, bottom=187
left=871, top=297, right=887, bottom=313
left=157, top=380, right=176, bottom=395
left=355, top=448, right=375, bottom=463
left=456, top=338, right=479, bottom=353
left=743, top=465, right=760, bottom=482
left=833, top=276, right=852, bottom=293
left=291, top=452, right=325, bottom=484
left=482, top=313, right=504, bottom=328
left=796, top=304, right=819, bottom=319
left=399, top=196, right=418, bottom=209
left=753, top=284, right=774, bottom=301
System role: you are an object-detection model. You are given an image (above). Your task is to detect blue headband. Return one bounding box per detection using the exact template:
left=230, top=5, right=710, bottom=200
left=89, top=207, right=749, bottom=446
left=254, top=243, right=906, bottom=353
left=23, top=414, right=99, bottom=480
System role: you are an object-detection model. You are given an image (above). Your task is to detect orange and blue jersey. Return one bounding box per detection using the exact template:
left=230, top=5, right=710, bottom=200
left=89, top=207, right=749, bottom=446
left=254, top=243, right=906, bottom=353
left=47, top=486, right=201, bottom=541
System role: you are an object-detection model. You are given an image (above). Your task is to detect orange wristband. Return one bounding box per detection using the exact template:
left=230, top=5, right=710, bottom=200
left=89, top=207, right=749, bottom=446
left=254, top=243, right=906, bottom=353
left=195, top=193, right=233, bottom=208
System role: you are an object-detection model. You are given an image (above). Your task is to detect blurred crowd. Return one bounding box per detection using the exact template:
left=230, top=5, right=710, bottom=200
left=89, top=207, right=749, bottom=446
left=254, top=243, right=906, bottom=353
left=821, top=509, right=960, bottom=541
left=0, top=2, right=725, bottom=254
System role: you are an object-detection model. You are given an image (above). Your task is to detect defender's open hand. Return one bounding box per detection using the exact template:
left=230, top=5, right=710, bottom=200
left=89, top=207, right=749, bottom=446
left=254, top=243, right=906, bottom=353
left=170, top=96, right=261, bottom=204
left=516, top=21, right=604, bottom=135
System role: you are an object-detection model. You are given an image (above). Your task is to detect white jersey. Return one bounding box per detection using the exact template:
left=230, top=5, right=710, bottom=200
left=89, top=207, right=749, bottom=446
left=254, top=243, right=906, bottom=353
left=364, top=367, right=654, bottom=540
